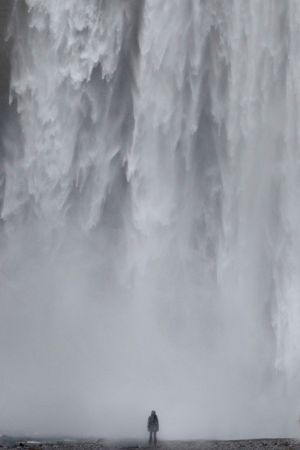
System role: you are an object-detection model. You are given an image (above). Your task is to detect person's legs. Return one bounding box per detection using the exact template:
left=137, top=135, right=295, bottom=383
left=149, top=431, right=153, bottom=444
left=154, top=431, right=157, bottom=445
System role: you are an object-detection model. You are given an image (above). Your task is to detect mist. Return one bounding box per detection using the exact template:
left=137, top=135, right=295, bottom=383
left=0, top=0, right=300, bottom=440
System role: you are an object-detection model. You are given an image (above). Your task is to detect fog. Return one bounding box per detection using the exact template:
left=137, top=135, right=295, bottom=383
left=0, top=0, right=300, bottom=440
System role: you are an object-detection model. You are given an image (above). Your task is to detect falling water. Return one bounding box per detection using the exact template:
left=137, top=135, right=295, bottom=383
left=1, top=0, right=300, bottom=440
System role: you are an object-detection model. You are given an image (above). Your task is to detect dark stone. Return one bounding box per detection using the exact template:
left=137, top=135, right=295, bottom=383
left=0, top=0, right=12, bottom=103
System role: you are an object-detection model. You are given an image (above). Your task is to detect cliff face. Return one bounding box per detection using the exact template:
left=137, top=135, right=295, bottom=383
left=0, top=0, right=12, bottom=213
left=0, top=0, right=11, bottom=107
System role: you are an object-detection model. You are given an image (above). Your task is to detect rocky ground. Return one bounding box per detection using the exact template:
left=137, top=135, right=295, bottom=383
left=0, top=438, right=300, bottom=450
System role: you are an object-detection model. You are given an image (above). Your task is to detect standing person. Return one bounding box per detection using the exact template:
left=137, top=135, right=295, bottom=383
left=147, top=410, right=159, bottom=446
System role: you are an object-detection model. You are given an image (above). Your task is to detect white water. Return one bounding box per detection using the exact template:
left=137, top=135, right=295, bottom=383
left=1, top=0, right=300, bottom=439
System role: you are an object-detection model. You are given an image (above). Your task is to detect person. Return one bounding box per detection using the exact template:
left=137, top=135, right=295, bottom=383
left=147, top=410, right=159, bottom=446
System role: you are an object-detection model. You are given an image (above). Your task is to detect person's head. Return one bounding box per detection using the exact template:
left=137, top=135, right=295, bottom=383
left=151, top=410, right=156, bottom=415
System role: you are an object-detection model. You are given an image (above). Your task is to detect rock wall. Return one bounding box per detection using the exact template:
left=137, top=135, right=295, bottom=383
left=0, top=0, right=11, bottom=107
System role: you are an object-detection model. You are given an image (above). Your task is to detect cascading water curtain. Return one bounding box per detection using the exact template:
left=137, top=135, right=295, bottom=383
left=1, top=0, right=300, bottom=439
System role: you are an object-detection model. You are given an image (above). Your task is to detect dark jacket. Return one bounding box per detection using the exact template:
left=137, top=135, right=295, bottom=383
left=148, top=413, right=159, bottom=432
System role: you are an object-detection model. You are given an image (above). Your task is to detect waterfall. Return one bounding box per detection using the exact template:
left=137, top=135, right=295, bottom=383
left=1, top=0, right=300, bottom=439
